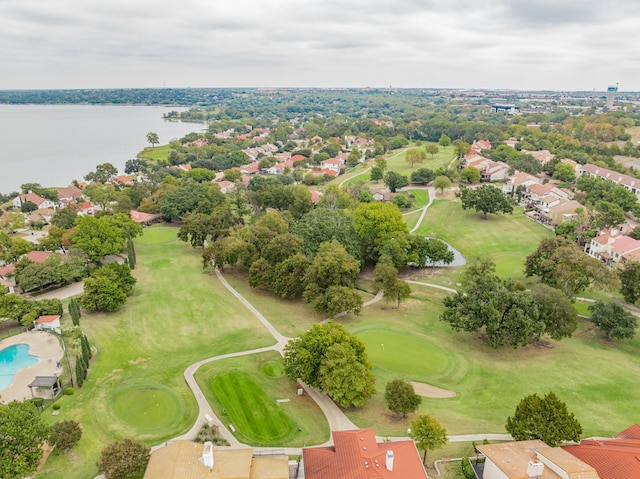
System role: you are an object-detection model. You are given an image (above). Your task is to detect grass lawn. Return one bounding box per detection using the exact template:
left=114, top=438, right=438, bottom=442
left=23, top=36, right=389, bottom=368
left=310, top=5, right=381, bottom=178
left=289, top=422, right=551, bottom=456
left=415, top=199, right=553, bottom=279
left=39, top=226, right=274, bottom=479
left=408, top=189, right=428, bottom=207
left=387, top=145, right=456, bottom=177
left=339, top=284, right=640, bottom=439
left=195, top=351, right=329, bottom=447
left=138, top=144, right=172, bottom=162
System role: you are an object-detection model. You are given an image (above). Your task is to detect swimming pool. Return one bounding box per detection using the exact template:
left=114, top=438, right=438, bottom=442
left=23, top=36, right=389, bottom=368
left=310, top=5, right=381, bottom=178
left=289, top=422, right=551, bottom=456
left=0, top=343, right=40, bottom=391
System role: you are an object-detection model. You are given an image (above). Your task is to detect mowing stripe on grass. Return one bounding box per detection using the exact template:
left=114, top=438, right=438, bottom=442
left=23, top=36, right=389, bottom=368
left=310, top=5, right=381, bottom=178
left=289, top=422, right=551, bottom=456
left=211, top=372, right=295, bottom=444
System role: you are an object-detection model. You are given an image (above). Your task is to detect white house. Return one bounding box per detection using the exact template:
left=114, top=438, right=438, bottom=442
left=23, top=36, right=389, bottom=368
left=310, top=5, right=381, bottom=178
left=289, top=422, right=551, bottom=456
left=34, top=315, right=61, bottom=334
left=13, top=193, right=56, bottom=210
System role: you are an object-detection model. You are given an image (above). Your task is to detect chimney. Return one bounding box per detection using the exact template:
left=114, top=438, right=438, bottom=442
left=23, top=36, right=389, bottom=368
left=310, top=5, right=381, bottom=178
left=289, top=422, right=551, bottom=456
left=386, top=450, right=394, bottom=471
left=527, top=460, right=544, bottom=479
left=202, top=441, right=214, bottom=469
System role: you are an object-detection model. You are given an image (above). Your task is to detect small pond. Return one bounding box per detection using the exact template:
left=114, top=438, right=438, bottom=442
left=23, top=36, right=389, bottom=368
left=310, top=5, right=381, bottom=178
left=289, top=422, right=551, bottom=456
left=426, top=237, right=467, bottom=267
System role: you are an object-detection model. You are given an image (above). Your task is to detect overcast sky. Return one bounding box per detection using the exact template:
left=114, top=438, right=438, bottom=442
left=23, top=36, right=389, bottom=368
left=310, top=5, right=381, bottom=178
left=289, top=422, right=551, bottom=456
left=1, top=0, right=638, bottom=91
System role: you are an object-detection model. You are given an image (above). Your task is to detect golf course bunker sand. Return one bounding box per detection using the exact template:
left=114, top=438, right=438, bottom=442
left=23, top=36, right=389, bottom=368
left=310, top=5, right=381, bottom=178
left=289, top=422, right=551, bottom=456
left=410, top=381, right=456, bottom=398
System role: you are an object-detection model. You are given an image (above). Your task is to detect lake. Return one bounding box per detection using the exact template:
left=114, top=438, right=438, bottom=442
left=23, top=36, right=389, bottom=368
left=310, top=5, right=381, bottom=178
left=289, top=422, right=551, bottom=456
left=0, top=104, right=204, bottom=194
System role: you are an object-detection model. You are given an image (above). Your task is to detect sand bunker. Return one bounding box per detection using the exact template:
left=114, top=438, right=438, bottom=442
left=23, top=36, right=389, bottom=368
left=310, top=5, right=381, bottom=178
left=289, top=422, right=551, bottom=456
left=410, top=381, right=456, bottom=398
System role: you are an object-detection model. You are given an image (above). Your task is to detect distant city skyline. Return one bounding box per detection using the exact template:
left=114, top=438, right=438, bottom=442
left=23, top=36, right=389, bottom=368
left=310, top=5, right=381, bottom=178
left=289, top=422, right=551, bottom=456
left=1, top=0, right=639, bottom=91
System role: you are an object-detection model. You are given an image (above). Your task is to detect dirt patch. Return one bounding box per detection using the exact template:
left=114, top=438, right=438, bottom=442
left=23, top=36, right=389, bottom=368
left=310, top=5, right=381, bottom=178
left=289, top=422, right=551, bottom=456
left=410, top=381, right=456, bottom=398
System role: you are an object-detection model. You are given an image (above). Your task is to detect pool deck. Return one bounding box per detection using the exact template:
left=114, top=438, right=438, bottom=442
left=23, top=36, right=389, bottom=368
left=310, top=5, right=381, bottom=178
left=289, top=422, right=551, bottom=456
left=0, top=331, right=64, bottom=403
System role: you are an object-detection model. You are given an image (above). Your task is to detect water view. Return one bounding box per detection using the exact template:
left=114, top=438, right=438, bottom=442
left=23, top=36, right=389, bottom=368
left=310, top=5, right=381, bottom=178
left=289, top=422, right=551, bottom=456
left=0, top=343, right=40, bottom=391
left=0, top=105, right=204, bottom=193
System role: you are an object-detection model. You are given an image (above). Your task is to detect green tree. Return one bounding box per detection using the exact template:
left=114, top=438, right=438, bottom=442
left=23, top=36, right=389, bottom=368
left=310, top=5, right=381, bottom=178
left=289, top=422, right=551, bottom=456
left=433, top=175, right=451, bottom=194
left=530, top=284, right=578, bottom=340
left=271, top=254, right=311, bottom=299
left=370, top=165, right=384, bottom=182
left=319, top=342, right=375, bottom=407
left=303, top=240, right=360, bottom=313
left=374, top=156, right=387, bottom=171
left=441, top=257, right=545, bottom=348
left=292, top=208, right=362, bottom=261
left=425, top=143, right=439, bottom=159
left=69, top=297, right=81, bottom=326
left=374, top=261, right=412, bottom=308
left=70, top=215, right=131, bottom=263
left=438, top=134, right=451, bottom=147
left=410, top=413, right=448, bottom=464
left=316, top=184, right=355, bottom=210
left=620, top=261, right=640, bottom=304
left=80, top=263, right=135, bottom=312
left=525, top=237, right=619, bottom=298
left=410, top=168, right=436, bottom=185
left=50, top=419, right=82, bottom=453
left=385, top=379, right=421, bottom=417
left=453, top=140, right=471, bottom=158
left=552, top=162, right=576, bottom=182
left=75, top=355, right=86, bottom=387
left=146, top=132, right=159, bottom=147
left=84, top=162, right=118, bottom=184
left=408, top=236, right=454, bottom=268
left=592, top=201, right=625, bottom=229
left=20, top=200, right=38, bottom=213
left=322, top=285, right=363, bottom=318
left=283, top=322, right=374, bottom=407
left=0, top=401, right=51, bottom=479
left=383, top=171, right=409, bottom=193
left=458, top=184, right=513, bottom=218
left=157, top=181, right=210, bottom=221
left=224, top=169, right=242, bottom=182
left=506, top=392, right=582, bottom=446
left=588, top=301, right=637, bottom=340
left=98, top=439, right=150, bottom=479
left=405, top=149, right=425, bottom=169
left=458, top=167, right=481, bottom=184
left=354, top=201, right=408, bottom=263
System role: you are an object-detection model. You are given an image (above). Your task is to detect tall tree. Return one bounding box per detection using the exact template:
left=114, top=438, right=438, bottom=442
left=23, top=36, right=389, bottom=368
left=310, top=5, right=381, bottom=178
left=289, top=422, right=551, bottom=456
left=620, top=261, right=640, bottom=304
left=84, top=162, right=118, bottom=184
left=405, top=149, right=425, bottom=169
left=410, top=413, right=448, bottom=464
left=525, top=237, right=619, bottom=298
left=69, top=297, right=81, bottom=326
left=383, top=171, right=409, bottom=193
left=530, top=284, right=578, bottom=340
left=506, top=392, right=582, bottom=446
left=146, top=131, right=159, bottom=147
left=374, top=261, right=411, bottom=308
left=385, top=379, right=422, bottom=417
left=588, top=301, right=637, bottom=340
left=432, top=175, right=451, bottom=194
left=0, top=401, right=51, bottom=479
left=458, top=184, right=513, bottom=218
left=98, top=439, right=150, bottom=479
left=424, top=143, right=439, bottom=159
left=283, top=322, right=374, bottom=407
left=354, top=201, right=408, bottom=263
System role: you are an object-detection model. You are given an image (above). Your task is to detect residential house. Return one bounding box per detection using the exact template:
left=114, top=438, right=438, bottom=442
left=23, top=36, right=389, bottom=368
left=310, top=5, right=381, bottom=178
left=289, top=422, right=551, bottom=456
left=524, top=150, right=555, bottom=165
left=308, top=168, right=339, bottom=178
left=523, top=183, right=581, bottom=227
left=130, top=210, right=163, bottom=226
left=587, top=228, right=640, bottom=265
left=474, top=440, right=599, bottom=479
left=464, top=154, right=510, bottom=182
left=13, top=192, right=56, bottom=210
left=371, top=189, right=392, bottom=202
left=56, top=185, right=83, bottom=205
left=266, top=163, right=287, bottom=175
left=113, top=175, right=135, bottom=187
left=504, top=137, right=519, bottom=148
left=579, top=164, right=640, bottom=201
left=186, top=138, right=209, bottom=148
left=0, top=264, right=16, bottom=294
left=471, top=139, right=492, bottom=152
left=144, top=441, right=288, bottom=479
left=235, top=162, right=260, bottom=176
left=217, top=181, right=236, bottom=194
left=560, top=159, right=581, bottom=179
left=301, top=429, right=428, bottom=479
left=320, top=158, right=345, bottom=174
left=562, top=425, right=640, bottom=479
left=34, top=315, right=62, bottom=334
left=504, top=172, right=541, bottom=195
left=310, top=191, right=323, bottom=204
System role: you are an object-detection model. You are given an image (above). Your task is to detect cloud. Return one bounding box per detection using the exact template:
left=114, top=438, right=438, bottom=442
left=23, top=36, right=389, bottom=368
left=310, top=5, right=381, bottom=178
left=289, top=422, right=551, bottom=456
left=0, top=0, right=638, bottom=90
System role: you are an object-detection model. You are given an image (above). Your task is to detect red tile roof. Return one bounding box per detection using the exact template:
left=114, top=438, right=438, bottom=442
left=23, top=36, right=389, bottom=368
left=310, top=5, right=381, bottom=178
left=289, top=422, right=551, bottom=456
left=18, top=193, right=50, bottom=207
left=0, top=264, right=15, bottom=277
left=25, top=251, right=52, bottom=263
left=303, top=429, right=428, bottom=479
left=563, top=426, right=640, bottom=479
left=35, top=315, right=60, bottom=324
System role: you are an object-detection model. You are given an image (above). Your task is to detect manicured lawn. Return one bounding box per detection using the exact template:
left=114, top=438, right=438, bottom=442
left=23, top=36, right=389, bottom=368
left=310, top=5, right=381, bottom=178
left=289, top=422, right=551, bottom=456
left=39, top=226, right=273, bottom=479
left=408, top=189, right=428, bottom=207
left=195, top=351, right=330, bottom=447
left=138, top=144, right=172, bottom=162
left=340, top=284, right=640, bottom=439
left=386, top=145, right=456, bottom=177
left=415, top=199, right=553, bottom=279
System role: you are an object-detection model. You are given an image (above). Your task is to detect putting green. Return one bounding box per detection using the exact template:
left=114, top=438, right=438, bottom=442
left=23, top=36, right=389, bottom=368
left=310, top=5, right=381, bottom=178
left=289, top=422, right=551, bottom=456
left=260, top=360, right=285, bottom=378
left=211, top=372, right=295, bottom=444
left=110, top=380, right=183, bottom=433
left=357, top=329, right=451, bottom=377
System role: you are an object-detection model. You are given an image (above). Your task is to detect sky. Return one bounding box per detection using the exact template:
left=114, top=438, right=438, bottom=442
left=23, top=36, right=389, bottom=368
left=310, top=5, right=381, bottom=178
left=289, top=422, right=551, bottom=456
left=1, top=0, right=639, bottom=92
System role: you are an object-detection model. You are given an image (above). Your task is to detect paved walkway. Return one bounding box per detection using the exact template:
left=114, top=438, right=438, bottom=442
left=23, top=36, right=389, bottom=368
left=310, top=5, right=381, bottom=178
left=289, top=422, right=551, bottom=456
left=35, top=281, right=84, bottom=300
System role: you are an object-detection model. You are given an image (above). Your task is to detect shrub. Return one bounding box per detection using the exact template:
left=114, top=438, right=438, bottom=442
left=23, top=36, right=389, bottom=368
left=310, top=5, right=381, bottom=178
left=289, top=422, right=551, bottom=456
left=52, top=403, right=61, bottom=410
left=460, top=457, right=475, bottom=479
left=64, top=387, right=74, bottom=395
